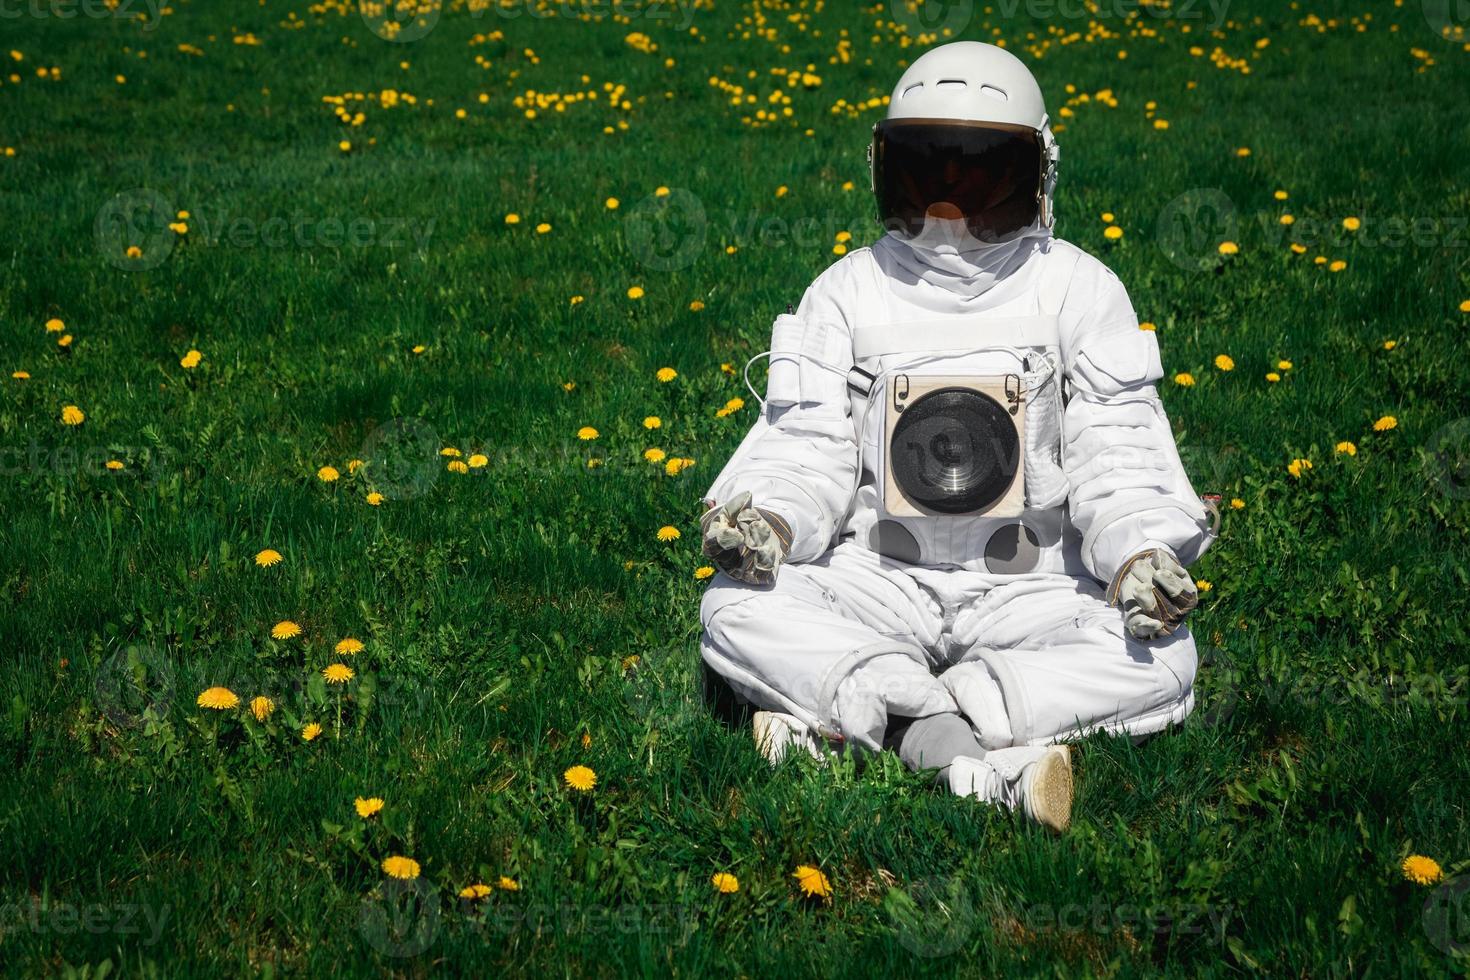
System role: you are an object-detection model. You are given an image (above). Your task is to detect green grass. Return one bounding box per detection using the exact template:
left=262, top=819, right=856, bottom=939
left=2, top=0, right=1469, bottom=975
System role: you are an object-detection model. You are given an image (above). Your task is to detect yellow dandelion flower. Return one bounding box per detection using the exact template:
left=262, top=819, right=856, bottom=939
left=447, top=459, right=469, bottom=474
left=1343, top=216, right=1361, bottom=231
left=271, top=620, right=302, bottom=640
left=569, top=295, right=585, bottom=306
left=1373, top=415, right=1398, bottom=432
left=105, top=459, right=124, bottom=471
left=45, top=317, right=64, bottom=332
left=656, top=367, right=677, bottom=383
left=323, top=663, right=355, bottom=684
left=1460, top=300, right=1470, bottom=313
left=1290, top=243, right=1307, bottom=255
left=1277, top=359, right=1293, bottom=370
left=1235, top=147, right=1251, bottom=157
left=1402, top=855, right=1444, bottom=886
left=711, top=872, right=740, bottom=894
left=725, top=397, right=745, bottom=411
left=605, top=197, right=619, bottom=209
left=1103, top=225, right=1123, bottom=241
left=250, top=695, right=274, bottom=721
left=1274, top=190, right=1288, bottom=201
left=1173, top=372, right=1195, bottom=387
left=1266, top=372, right=1280, bottom=382
left=627, top=285, right=645, bottom=300
left=498, top=875, right=521, bottom=891
left=1383, top=340, right=1397, bottom=350
left=1217, top=241, right=1239, bottom=256
left=664, top=458, right=686, bottom=476
left=1230, top=498, right=1245, bottom=510
left=302, top=722, right=323, bottom=741
left=255, top=549, right=283, bottom=567
left=657, top=525, right=681, bottom=542
left=535, top=222, right=551, bottom=234
left=577, top=426, right=599, bottom=441
left=643, top=416, right=662, bottom=430
left=1139, top=321, right=1156, bottom=332
left=832, top=243, right=847, bottom=256
left=382, top=856, right=421, bottom=880
left=366, top=491, right=384, bottom=506
left=564, top=764, right=597, bottom=792
left=1287, top=458, right=1313, bottom=479
left=562, top=381, right=577, bottom=391
left=1279, top=214, right=1295, bottom=226
left=695, top=566, right=715, bottom=580
left=197, top=686, right=240, bottom=710
left=468, top=453, right=488, bottom=468
left=1335, top=441, right=1358, bottom=456
left=338, top=140, right=351, bottom=153
left=1100, top=212, right=1115, bottom=222
left=440, top=447, right=462, bottom=457
left=793, top=864, right=832, bottom=900
left=1195, top=580, right=1212, bottom=593
left=126, top=246, right=142, bottom=259
left=12, top=370, right=30, bottom=380
left=504, top=213, right=520, bottom=225
left=644, top=448, right=667, bottom=463
left=57, top=334, right=73, bottom=348
left=690, top=300, right=705, bottom=312
left=654, top=186, right=670, bottom=197
left=836, top=230, right=852, bottom=243
left=1214, top=354, right=1234, bottom=371
left=336, top=637, right=364, bottom=655
left=411, top=344, right=426, bottom=354
left=180, top=349, right=202, bottom=369
left=1329, top=260, right=1346, bottom=272
left=355, top=796, right=385, bottom=818
left=460, top=883, right=492, bottom=899
left=317, top=465, right=340, bottom=483
left=61, top=405, right=85, bottom=426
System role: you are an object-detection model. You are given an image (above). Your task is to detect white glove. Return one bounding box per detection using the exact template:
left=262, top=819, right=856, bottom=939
left=1107, top=548, right=1198, bottom=640
left=699, top=491, right=793, bottom=586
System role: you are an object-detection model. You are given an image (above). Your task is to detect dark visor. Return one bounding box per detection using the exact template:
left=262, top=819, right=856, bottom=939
left=873, top=120, right=1043, bottom=242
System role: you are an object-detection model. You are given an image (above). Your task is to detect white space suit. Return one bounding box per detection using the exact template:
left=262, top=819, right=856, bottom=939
left=698, top=42, right=1214, bottom=824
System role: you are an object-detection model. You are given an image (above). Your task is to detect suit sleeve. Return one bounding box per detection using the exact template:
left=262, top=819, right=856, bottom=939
left=704, top=264, right=859, bottom=564
left=1061, top=270, right=1214, bottom=584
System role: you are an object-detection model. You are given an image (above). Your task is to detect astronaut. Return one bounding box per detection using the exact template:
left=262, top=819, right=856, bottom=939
left=698, top=42, right=1216, bottom=832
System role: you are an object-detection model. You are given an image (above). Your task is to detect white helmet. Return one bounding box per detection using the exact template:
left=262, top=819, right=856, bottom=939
left=870, top=42, right=1059, bottom=240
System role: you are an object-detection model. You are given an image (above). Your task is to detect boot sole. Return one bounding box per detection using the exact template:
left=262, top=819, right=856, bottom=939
left=1025, top=746, right=1074, bottom=833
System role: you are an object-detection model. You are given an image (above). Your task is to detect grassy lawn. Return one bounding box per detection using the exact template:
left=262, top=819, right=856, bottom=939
left=2, top=0, right=1469, bottom=974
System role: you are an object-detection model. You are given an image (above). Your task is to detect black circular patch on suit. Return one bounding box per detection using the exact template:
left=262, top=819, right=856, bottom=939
left=890, top=387, right=1019, bottom=514
left=869, top=520, right=922, bottom=564
left=984, top=522, right=1041, bottom=574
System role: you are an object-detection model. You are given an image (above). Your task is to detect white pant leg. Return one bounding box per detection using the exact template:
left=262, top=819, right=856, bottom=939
left=700, top=542, right=955, bottom=751
left=948, top=576, right=1197, bottom=746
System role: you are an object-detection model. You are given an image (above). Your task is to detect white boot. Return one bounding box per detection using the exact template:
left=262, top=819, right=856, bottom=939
left=751, top=711, right=827, bottom=765
left=947, top=745, right=1073, bottom=832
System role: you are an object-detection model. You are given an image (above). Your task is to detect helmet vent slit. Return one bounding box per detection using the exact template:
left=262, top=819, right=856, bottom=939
left=902, top=83, right=924, bottom=98
left=980, top=84, right=1009, bottom=101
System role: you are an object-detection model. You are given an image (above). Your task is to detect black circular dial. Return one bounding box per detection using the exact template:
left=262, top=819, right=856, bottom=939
left=890, top=387, right=1019, bottom=514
